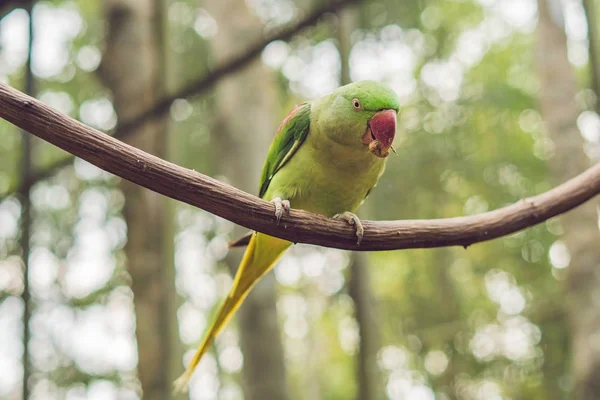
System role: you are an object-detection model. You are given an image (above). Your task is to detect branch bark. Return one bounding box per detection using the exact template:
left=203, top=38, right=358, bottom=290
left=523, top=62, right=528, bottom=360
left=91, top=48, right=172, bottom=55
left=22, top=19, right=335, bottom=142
left=0, top=0, right=358, bottom=200
left=1, top=82, right=600, bottom=251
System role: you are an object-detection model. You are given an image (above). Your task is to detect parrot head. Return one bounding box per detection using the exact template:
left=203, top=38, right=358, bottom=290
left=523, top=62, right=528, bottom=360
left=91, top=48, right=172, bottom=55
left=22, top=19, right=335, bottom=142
left=319, top=80, right=400, bottom=158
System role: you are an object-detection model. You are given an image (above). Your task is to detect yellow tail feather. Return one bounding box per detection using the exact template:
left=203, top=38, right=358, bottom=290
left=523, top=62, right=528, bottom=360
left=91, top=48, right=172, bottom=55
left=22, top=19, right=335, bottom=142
left=173, top=233, right=291, bottom=393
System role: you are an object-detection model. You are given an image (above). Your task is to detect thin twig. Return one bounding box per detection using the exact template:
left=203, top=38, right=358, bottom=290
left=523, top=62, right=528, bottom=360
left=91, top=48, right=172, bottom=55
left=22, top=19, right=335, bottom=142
left=1, top=82, right=599, bottom=251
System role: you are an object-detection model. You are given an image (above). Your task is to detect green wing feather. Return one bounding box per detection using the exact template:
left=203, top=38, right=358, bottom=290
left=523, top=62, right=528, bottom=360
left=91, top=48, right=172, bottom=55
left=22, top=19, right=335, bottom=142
left=258, top=102, right=311, bottom=198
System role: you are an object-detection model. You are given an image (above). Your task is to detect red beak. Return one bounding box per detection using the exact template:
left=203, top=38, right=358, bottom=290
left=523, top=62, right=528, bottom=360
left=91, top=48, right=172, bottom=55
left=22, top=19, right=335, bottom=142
left=366, top=109, right=397, bottom=157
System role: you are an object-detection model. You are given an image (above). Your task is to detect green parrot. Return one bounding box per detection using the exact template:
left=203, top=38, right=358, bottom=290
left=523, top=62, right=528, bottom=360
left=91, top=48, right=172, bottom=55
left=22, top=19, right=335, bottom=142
left=174, top=80, right=399, bottom=390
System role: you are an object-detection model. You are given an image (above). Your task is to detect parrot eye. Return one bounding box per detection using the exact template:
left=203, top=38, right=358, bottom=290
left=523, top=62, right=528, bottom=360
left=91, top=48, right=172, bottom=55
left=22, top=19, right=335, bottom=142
left=352, top=98, right=363, bottom=111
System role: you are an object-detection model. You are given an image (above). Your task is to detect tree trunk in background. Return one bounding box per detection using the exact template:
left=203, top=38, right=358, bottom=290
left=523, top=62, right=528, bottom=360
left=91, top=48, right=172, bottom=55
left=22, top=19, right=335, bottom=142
left=101, top=1, right=180, bottom=398
left=204, top=1, right=290, bottom=399
left=347, top=253, right=385, bottom=400
left=583, top=0, right=600, bottom=107
left=536, top=1, right=600, bottom=399
left=159, top=0, right=186, bottom=388
left=19, top=3, right=34, bottom=398
left=338, top=6, right=385, bottom=400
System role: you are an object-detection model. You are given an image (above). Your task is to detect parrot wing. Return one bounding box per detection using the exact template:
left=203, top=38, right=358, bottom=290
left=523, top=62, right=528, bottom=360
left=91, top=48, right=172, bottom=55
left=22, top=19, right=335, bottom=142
left=228, top=103, right=311, bottom=249
left=258, top=102, right=311, bottom=198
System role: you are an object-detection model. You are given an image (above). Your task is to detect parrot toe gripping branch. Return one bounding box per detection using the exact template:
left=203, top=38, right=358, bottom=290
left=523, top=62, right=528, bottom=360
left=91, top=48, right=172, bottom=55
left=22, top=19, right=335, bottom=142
left=334, top=211, right=365, bottom=245
left=271, top=196, right=291, bottom=224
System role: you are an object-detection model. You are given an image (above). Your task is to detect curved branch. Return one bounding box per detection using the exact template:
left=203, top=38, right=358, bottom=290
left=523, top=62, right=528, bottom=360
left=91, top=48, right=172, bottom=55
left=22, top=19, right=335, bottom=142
left=1, top=82, right=599, bottom=251
left=0, top=0, right=358, bottom=200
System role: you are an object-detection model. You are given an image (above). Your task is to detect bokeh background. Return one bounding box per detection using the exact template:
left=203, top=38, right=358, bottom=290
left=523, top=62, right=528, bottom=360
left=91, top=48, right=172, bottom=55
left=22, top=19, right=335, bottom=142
left=0, top=0, right=599, bottom=399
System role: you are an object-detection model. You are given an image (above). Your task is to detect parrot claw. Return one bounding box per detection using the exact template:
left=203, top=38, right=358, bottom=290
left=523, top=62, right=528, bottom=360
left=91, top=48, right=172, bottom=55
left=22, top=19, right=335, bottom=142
left=272, top=197, right=291, bottom=225
left=334, top=211, right=364, bottom=245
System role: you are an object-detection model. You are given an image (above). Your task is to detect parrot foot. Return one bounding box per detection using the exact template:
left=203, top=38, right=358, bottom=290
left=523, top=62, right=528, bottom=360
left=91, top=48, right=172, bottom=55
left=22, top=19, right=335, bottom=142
left=271, top=197, right=291, bottom=225
left=334, top=211, right=364, bottom=245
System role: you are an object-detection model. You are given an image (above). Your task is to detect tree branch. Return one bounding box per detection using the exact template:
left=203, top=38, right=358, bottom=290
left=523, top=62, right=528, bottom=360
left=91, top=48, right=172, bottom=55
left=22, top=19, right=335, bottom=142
left=1, top=82, right=599, bottom=251
left=0, top=0, right=358, bottom=200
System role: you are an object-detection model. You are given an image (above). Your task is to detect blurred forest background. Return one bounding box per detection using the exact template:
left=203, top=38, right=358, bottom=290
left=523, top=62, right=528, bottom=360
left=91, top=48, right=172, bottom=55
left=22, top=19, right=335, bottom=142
left=0, top=0, right=599, bottom=399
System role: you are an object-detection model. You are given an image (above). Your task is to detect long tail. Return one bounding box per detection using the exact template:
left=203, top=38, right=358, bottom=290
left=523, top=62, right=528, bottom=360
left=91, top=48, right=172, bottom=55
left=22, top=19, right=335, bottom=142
left=173, top=233, right=291, bottom=392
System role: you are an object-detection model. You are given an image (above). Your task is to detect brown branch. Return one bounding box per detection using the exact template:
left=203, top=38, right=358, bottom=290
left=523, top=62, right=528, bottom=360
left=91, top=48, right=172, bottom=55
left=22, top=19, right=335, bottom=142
left=0, top=0, right=358, bottom=200
left=1, top=82, right=599, bottom=251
